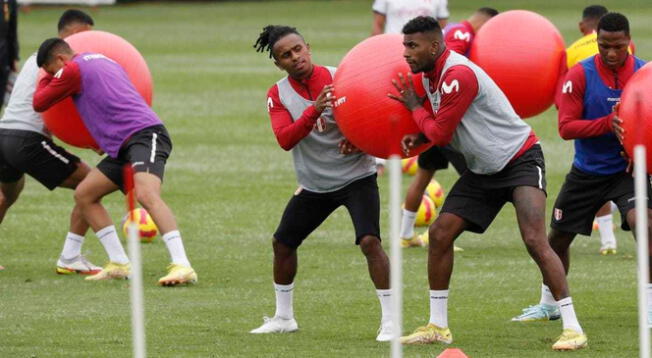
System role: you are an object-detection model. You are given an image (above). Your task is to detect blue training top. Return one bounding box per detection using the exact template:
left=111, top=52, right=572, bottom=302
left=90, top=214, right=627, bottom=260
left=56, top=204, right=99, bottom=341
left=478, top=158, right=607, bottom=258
left=573, top=55, right=646, bottom=175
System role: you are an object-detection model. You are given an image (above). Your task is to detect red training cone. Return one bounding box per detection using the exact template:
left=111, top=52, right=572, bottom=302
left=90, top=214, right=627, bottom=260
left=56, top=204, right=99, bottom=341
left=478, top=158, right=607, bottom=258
left=436, top=348, right=469, bottom=358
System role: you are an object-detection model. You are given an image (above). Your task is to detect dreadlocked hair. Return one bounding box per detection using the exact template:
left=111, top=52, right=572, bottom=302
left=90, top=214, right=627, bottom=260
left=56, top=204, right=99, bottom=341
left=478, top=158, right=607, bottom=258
left=253, top=25, right=301, bottom=58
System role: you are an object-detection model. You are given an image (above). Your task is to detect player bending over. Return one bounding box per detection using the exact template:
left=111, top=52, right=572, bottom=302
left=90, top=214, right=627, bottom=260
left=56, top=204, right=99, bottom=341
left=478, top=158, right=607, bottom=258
left=33, top=38, right=196, bottom=286
left=0, top=10, right=98, bottom=274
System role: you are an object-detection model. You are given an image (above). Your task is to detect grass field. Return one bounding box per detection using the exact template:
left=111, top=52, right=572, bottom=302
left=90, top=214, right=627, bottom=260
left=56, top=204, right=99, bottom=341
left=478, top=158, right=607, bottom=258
left=1, top=0, right=652, bottom=357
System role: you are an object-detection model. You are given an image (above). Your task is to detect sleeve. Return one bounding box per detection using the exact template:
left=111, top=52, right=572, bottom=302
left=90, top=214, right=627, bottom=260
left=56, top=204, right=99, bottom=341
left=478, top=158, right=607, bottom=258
left=7, top=0, right=17, bottom=64
left=33, top=61, right=82, bottom=112
left=267, top=85, right=320, bottom=151
left=444, top=27, right=471, bottom=55
left=557, top=64, right=613, bottom=140
left=371, top=0, right=387, bottom=14
left=436, top=0, right=450, bottom=19
left=412, top=65, right=478, bottom=146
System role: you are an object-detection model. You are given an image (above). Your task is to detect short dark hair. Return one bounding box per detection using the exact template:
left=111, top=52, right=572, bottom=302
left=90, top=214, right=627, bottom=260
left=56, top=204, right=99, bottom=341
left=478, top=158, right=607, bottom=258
left=253, top=25, right=302, bottom=59
left=477, top=7, right=499, bottom=18
left=402, top=16, right=441, bottom=35
left=36, top=38, right=71, bottom=67
left=597, top=12, right=630, bottom=36
left=583, top=5, right=608, bottom=20
left=57, top=9, right=94, bottom=32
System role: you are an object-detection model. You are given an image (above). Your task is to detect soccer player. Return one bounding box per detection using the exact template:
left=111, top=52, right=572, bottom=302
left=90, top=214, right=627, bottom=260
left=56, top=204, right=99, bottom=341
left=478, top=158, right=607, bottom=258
left=399, top=7, right=497, bottom=249
left=565, top=5, right=634, bottom=255
left=372, top=0, right=449, bottom=35
left=389, top=17, right=586, bottom=351
left=512, top=13, right=651, bottom=326
left=371, top=0, right=450, bottom=176
left=0, top=10, right=99, bottom=274
left=33, top=38, right=197, bottom=286
left=443, top=7, right=498, bottom=57
left=249, top=25, right=392, bottom=341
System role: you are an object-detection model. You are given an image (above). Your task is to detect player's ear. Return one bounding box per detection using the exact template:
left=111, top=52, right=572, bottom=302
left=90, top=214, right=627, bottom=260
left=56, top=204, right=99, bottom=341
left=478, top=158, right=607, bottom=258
left=306, top=43, right=311, bottom=55
left=431, top=40, right=440, bottom=56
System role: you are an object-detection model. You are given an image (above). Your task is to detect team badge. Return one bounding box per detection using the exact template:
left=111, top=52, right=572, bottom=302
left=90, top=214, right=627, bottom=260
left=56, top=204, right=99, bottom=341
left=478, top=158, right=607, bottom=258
left=314, top=116, right=326, bottom=132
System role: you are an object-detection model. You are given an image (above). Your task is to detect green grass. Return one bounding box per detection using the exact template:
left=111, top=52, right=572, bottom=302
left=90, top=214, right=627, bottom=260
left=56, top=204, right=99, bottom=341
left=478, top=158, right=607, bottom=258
left=1, top=0, right=651, bottom=356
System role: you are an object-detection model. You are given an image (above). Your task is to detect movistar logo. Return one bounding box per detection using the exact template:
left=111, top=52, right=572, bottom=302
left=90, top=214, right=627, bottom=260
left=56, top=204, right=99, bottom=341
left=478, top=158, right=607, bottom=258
left=441, top=80, right=459, bottom=94
left=266, top=97, right=273, bottom=112
left=562, top=81, right=572, bottom=94
left=453, top=30, right=471, bottom=42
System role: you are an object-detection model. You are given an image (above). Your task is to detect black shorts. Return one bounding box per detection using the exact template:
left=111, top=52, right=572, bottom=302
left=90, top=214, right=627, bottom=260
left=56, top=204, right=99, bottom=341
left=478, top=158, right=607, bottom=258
left=550, top=166, right=652, bottom=235
left=417, top=145, right=467, bottom=174
left=97, top=125, right=172, bottom=190
left=441, top=144, right=546, bottom=233
left=274, top=174, right=381, bottom=249
left=0, top=129, right=80, bottom=190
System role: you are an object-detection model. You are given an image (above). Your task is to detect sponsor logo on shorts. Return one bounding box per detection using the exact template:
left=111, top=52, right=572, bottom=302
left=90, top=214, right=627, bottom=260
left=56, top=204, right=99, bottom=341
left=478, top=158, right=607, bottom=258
left=554, top=208, right=563, bottom=221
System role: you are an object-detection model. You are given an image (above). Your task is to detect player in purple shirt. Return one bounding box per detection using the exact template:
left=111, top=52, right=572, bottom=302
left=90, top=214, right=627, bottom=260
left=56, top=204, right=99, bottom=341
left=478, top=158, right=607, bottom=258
left=34, top=38, right=197, bottom=286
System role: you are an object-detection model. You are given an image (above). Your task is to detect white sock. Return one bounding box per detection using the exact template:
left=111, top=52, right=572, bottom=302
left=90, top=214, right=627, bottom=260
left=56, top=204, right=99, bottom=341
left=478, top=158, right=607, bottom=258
left=428, top=289, right=449, bottom=328
left=274, top=282, right=294, bottom=319
left=97, top=225, right=129, bottom=264
left=377, top=289, right=392, bottom=323
left=596, top=214, right=616, bottom=247
left=60, top=232, right=85, bottom=260
left=539, top=284, right=556, bottom=306
left=162, top=230, right=191, bottom=267
left=558, top=297, right=583, bottom=334
left=400, top=209, right=417, bottom=239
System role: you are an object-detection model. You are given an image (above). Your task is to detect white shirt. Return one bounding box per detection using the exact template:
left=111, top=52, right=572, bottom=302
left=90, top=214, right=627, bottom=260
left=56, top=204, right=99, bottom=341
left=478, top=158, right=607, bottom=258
left=372, top=0, right=449, bottom=34
left=0, top=53, right=49, bottom=136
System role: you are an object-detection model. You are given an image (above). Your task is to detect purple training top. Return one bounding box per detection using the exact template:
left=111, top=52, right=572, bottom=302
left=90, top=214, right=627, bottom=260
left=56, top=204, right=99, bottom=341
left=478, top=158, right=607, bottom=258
left=73, top=52, right=161, bottom=158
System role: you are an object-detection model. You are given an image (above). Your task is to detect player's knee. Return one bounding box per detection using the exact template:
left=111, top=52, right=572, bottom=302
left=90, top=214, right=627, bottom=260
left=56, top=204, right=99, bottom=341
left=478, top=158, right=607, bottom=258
left=135, top=188, right=161, bottom=209
left=428, top=222, right=454, bottom=248
left=359, top=235, right=381, bottom=256
left=272, top=238, right=295, bottom=257
left=73, top=186, right=96, bottom=206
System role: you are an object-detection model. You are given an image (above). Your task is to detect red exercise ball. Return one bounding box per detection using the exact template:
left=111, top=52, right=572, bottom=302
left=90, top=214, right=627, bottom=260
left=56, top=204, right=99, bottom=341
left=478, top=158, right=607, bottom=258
left=333, top=34, right=429, bottom=159
left=470, top=10, right=565, bottom=118
left=620, top=63, right=652, bottom=173
left=40, top=30, right=153, bottom=150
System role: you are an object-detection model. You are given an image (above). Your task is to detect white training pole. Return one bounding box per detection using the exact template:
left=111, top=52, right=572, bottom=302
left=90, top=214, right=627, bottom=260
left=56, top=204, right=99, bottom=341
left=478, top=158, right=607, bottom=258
left=389, top=155, right=402, bottom=358
left=127, top=221, right=146, bottom=358
left=635, top=145, right=650, bottom=358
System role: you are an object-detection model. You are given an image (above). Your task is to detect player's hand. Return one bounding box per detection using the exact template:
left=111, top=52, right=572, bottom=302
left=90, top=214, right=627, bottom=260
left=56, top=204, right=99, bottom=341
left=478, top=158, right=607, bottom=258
left=612, top=103, right=624, bottom=144
left=338, top=139, right=360, bottom=155
left=401, top=133, right=427, bottom=156
left=388, top=72, right=422, bottom=111
left=314, top=84, right=335, bottom=113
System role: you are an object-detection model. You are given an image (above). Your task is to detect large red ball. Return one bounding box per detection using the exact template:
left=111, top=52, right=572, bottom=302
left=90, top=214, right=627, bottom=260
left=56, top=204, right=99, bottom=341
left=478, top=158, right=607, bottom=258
left=470, top=10, right=565, bottom=118
left=333, top=34, right=428, bottom=159
left=620, top=63, right=652, bottom=173
left=40, top=30, right=153, bottom=149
